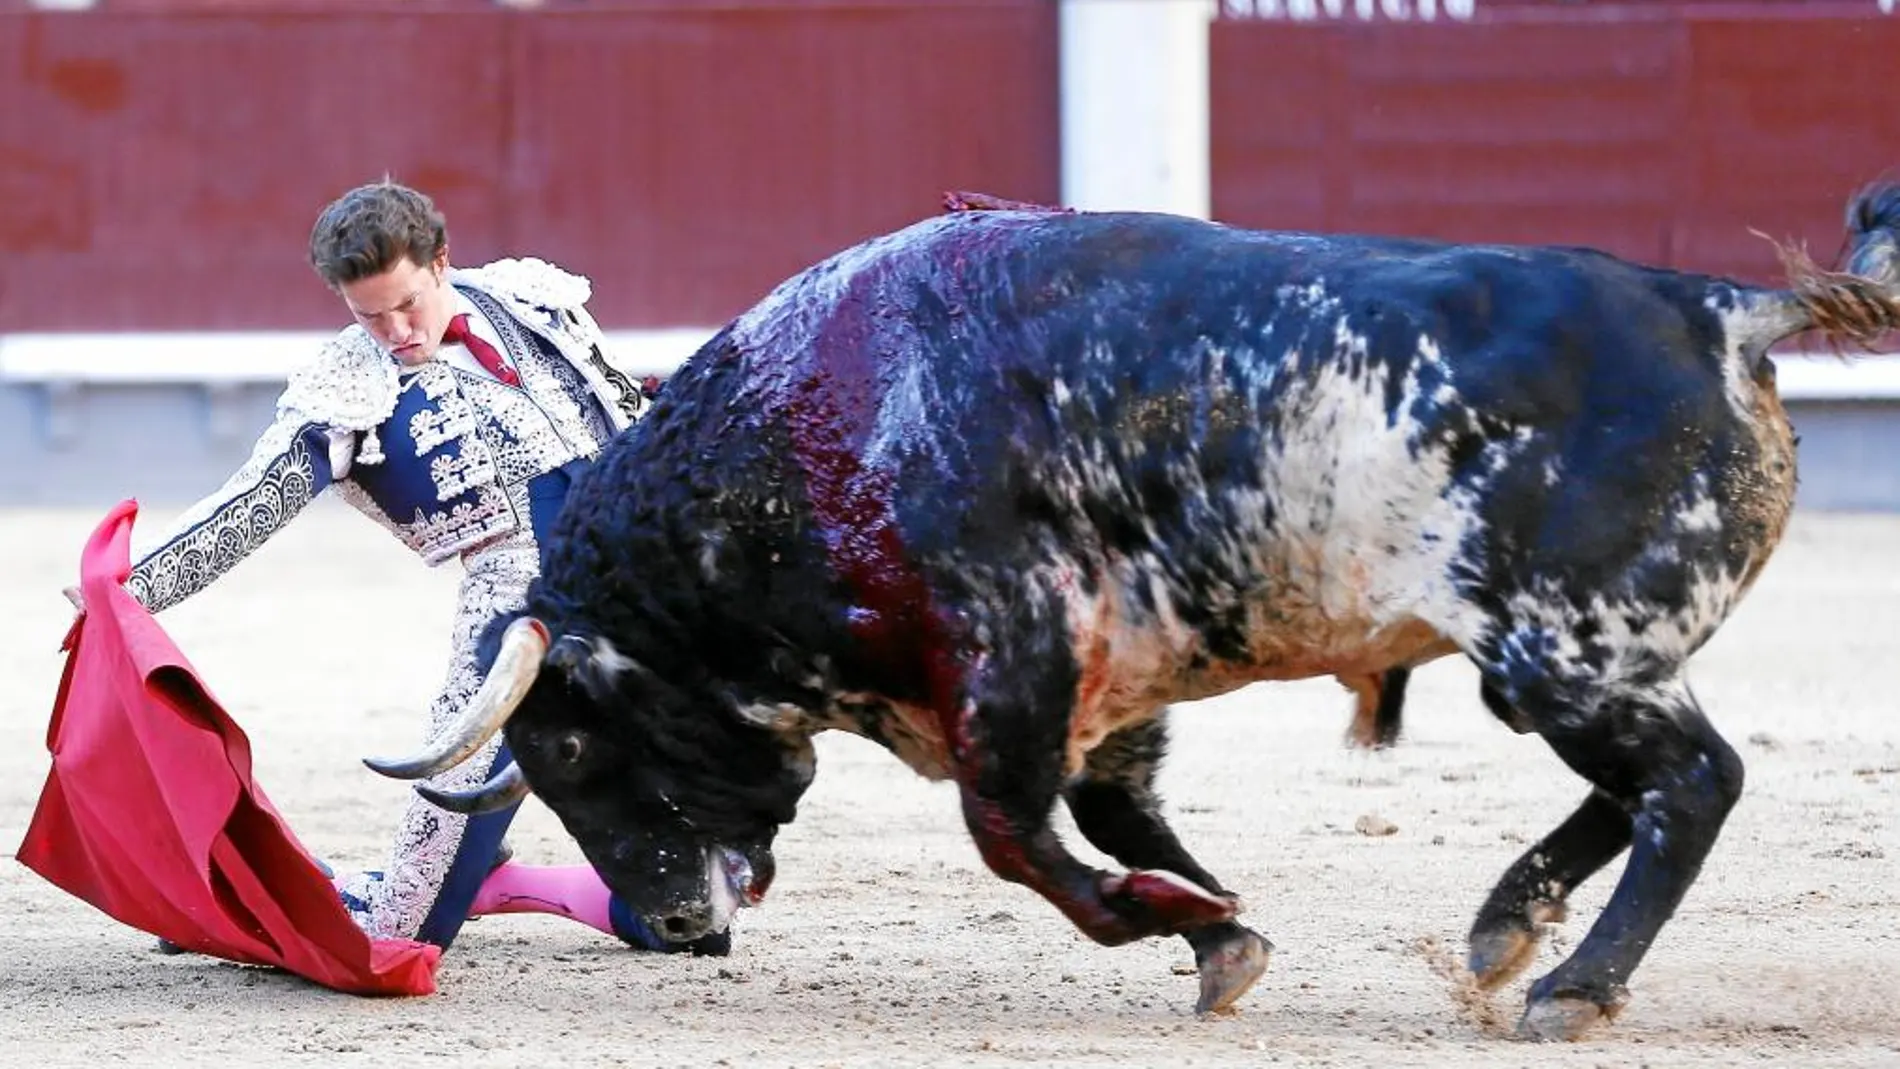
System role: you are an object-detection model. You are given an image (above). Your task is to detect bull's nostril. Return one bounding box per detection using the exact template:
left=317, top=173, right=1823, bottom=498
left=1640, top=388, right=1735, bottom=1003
left=662, top=916, right=693, bottom=938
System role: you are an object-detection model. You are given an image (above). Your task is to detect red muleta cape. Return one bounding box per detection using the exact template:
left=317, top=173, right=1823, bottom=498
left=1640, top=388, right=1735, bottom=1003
left=16, top=500, right=440, bottom=995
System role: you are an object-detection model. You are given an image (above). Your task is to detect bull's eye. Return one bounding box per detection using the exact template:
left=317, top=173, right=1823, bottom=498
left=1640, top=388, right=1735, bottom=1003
left=556, top=732, right=586, bottom=765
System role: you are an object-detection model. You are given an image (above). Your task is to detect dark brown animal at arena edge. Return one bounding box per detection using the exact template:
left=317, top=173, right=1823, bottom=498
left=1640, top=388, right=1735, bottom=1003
left=369, top=183, right=1900, bottom=1040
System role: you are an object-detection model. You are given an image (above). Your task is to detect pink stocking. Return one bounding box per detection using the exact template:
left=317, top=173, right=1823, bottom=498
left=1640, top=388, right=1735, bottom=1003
left=468, top=862, right=616, bottom=937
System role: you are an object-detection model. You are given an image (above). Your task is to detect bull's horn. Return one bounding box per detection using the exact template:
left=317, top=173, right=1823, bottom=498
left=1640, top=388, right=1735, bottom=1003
left=416, top=761, right=531, bottom=815
left=363, top=616, right=550, bottom=780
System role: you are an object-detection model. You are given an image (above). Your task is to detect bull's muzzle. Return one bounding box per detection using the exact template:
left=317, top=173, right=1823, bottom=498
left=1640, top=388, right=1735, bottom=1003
left=363, top=615, right=549, bottom=781
left=650, top=847, right=754, bottom=943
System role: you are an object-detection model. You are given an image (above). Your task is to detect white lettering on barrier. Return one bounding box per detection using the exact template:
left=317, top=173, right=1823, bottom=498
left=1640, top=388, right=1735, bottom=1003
left=1227, top=0, right=1899, bottom=18
left=1219, top=0, right=1478, bottom=22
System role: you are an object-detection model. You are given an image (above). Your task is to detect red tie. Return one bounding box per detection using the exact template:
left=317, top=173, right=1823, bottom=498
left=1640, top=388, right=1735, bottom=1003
left=442, top=313, right=520, bottom=387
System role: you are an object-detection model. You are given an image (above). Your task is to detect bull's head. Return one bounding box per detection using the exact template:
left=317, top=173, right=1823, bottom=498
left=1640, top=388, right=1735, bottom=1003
left=362, top=614, right=817, bottom=945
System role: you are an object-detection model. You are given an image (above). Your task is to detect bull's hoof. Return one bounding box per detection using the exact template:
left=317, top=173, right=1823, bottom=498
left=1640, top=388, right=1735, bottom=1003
left=1101, top=870, right=1240, bottom=936
left=1193, top=925, right=1272, bottom=1016
left=1516, top=989, right=1627, bottom=1042
left=1468, top=900, right=1565, bottom=990
left=1467, top=924, right=1539, bottom=991
left=1344, top=722, right=1391, bottom=751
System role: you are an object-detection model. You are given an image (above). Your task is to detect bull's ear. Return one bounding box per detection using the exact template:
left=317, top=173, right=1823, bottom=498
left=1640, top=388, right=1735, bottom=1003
left=547, top=633, right=649, bottom=703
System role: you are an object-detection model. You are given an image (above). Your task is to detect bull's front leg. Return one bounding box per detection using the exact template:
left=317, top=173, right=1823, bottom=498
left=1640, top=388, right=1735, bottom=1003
left=956, top=778, right=1239, bottom=948
left=947, top=652, right=1237, bottom=948
left=1064, top=712, right=1272, bottom=1014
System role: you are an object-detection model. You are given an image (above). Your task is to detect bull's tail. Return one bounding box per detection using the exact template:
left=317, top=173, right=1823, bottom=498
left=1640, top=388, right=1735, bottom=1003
left=1739, top=182, right=1900, bottom=358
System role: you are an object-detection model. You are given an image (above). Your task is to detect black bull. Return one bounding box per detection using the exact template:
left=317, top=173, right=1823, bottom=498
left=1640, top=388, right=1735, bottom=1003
left=368, top=186, right=1900, bottom=1040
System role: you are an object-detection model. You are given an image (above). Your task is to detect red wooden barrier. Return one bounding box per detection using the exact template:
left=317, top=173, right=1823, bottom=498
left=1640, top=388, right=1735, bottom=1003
left=0, top=1, right=1058, bottom=331
left=1212, top=2, right=1900, bottom=286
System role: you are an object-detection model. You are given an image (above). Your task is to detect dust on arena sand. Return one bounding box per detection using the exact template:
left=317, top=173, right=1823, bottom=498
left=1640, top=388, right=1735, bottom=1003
left=1, top=500, right=1895, bottom=1068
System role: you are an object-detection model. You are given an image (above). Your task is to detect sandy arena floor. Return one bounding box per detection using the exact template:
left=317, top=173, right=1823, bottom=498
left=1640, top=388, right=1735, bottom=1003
left=1, top=501, right=1896, bottom=1067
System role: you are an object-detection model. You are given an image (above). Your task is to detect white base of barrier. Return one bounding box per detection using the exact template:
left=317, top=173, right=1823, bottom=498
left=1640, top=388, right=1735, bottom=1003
left=0, top=329, right=721, bottom=386
left=2, top=330, right=1897, bottom=402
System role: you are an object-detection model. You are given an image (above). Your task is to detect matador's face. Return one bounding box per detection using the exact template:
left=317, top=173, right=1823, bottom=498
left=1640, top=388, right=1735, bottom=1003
left=339, top=250, right=455, bottom=366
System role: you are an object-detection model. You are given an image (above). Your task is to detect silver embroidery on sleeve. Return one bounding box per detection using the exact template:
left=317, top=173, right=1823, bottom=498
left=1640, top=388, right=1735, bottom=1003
left=337, top=531, right=542, bottom=941
left=126, top=424, right=322, bottom=614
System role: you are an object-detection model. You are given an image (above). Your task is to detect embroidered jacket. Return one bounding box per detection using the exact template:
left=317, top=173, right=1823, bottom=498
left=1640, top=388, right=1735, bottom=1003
left=125, top=258, right=647, bottom=614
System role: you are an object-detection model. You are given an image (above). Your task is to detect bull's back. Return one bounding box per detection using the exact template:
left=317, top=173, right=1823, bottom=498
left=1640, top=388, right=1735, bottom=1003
left=611, top=210, right=1792, bottom=716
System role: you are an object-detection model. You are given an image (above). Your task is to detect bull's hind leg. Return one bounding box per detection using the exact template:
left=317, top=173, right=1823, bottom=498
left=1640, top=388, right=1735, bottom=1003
left=1480, top=674, right=1743, bottom=1041
left=1343, top=666, right=1410, bottom=749
left=949, top=646, right=1237, bottom=952
left=1063, top=713, right=1272, bottom=1014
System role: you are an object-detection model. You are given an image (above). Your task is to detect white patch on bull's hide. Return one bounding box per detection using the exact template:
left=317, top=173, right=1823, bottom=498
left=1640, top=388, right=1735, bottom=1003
left=1673, top=474, right=1722, bottom=534
left=1023, top=324, right=1510, bottom=775
left=1495, top=560, right=1744, bottom=707
left=1484, top=465, right=1752, bottom=714
left=733, top=700, right=806, bottom=731
left=697, top=528, right=724, bottom=581
left=1708, top=291, right=1802, bottom=421
left=1022, top=550, right=1205, bottom=772
left=1276, top=280, right=1335, bottom=316
left=862, top=357, right=951, bottom=481
left=1254, top=326, right=1489, bottom=641
left=588, top=636, right=638, bottom=678
left=1639, top=540, right=1683, bottom=568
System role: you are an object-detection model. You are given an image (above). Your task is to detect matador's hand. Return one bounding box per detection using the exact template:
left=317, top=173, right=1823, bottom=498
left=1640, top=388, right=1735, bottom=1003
left=59, top=586, right=87, bottom=652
